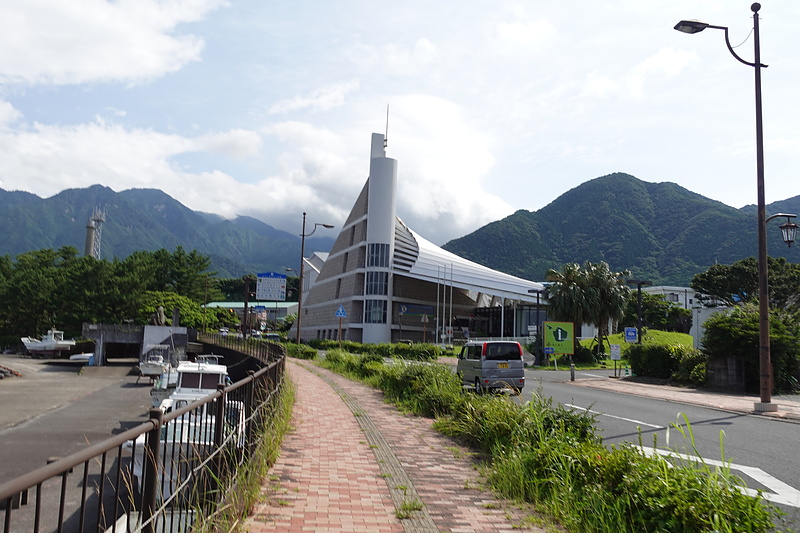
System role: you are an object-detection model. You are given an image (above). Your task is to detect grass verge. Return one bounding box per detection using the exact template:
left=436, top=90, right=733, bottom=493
left=192, top=375, right=296, bottom=532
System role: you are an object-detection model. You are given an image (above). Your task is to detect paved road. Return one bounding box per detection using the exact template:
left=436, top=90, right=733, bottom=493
left=0, top=353, right=151, bottom=484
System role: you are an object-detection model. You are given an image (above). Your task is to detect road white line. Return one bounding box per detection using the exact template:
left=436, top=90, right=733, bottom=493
left=580, top=373, right=604, bottom=378
left=640, top=447, right=800, bottom=509
left=564, top=403, right=666, bottom=429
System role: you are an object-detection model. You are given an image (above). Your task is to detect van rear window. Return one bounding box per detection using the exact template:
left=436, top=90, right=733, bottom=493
left=484, top=343, right=522, bottom=361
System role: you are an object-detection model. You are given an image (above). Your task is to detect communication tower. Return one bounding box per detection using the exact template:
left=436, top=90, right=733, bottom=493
left=84, top=207, right=107, bottom=259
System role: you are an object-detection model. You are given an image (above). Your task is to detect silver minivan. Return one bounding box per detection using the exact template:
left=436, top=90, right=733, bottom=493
left=456, top=341, right=525, bottom=394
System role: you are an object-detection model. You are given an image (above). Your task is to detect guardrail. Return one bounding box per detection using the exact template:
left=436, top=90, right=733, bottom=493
left=0, top=337, right=285, bottom=533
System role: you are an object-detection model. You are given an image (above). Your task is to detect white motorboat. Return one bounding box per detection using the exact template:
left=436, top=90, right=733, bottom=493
left=138, top=344, right=171, bottom=380
left=21, top=329, right=76, bottom=354
left=128, top=354, right=243, bottom=502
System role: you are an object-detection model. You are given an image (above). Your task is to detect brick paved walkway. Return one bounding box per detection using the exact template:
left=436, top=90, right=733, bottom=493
left=245, top=360, right=544, bottom=533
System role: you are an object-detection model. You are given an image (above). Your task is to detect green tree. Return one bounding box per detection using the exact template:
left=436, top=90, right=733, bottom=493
left=139, top=291, right=206, bottom=328
left=691, top=256, right=800, bottom=309
left=622, top=293, right=692, bottom=333
left=546, top=261, right=631, bottom=353
left=584, top=261, right=631, bottom=351
left=1, top=247, right=76, bottom=336
left=545, top=263, right=589, bottom=327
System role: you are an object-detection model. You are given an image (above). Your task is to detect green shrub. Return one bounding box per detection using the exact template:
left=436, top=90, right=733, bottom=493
left=572, top=344, right=596, bottom=364
left=308, top=339, right=442, bottom=360
left=627, top=344, right=674, bottom=378
left=671, top=349, right=707, bottom=387
left=285, top=343, right=318, bottom=360
left=702, top=304, right=800, bottom=393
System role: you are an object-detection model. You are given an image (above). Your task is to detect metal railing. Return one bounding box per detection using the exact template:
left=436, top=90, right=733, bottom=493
left=0, top=337, right=285, bottom=533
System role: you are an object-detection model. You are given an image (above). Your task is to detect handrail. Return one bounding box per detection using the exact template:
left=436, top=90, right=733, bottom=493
left=1, top=336, right=285, bottom=533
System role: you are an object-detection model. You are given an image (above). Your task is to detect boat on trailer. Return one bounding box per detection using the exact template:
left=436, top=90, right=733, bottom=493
left=21, top=329, right=76, bottom=356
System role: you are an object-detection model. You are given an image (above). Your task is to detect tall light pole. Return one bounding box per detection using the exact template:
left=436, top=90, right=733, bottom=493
left=675, top=4, right=797, bottom=412
left=295, top=212, right=334, bottom=344
left=626, top=280, right=652, bottom=345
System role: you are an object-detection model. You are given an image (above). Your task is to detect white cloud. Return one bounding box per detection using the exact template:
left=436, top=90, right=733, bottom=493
left=626, top=47, right=698, bottom=100
left=269, top=81, right=360, bottom=114
left=196, top=130, right=262, bottom=159
left=0, top=100, right=22, bottom=127
left=0, top=0, right=226, bottom=85
left=495, top=17, right=557, bottom=50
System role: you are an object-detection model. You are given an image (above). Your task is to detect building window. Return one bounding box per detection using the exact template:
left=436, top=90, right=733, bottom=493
left=364, top=300, right=387, bottom=323
left=365, top=271, right=388, bottom=295
left=335, top=278, right=342, bottom=299
left=367, top=243, right=390, bottom=267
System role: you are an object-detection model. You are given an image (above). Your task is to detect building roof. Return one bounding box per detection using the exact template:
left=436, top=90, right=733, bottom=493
left=394, top=218, right=545, bottom=302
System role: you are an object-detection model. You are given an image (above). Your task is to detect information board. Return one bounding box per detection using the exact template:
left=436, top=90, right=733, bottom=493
left=543, top=321, right=574, bottom=355
left=256, top=272, right=287, bottom=301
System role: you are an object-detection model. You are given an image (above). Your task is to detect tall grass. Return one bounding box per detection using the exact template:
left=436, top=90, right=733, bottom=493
left=320, top=351, right=781, bottom=532
left=192, top=377, right=296, bottom=532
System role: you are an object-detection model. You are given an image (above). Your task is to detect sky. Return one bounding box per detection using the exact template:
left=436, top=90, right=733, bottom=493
left=1, top=1, right=799, bottom=246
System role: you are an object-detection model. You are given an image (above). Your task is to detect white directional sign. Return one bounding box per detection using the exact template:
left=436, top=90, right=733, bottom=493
left=256, top=272, right=287, bottom=301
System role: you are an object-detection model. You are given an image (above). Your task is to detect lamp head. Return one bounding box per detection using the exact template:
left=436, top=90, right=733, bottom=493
left=322, top=224, right=334, bottom=229
left=779, top=219, right=798, bottom=247
left=674, top=20, right=709, bottom=34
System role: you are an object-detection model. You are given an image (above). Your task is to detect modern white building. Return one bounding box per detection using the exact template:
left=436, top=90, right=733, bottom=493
left=292, top=133, right=546, bottom=344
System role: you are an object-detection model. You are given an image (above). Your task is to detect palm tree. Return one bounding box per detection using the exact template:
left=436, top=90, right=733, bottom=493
left=583, top=261, right=631, bottom=352
left=546, top=261, right=630, bottom=354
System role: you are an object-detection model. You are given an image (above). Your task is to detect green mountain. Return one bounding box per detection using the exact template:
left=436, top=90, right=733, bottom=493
left=443, top=173, right=800, bottom=285
left=3, top=175, right=799, bottom=285
left=0, top=185, right=334, bottom=278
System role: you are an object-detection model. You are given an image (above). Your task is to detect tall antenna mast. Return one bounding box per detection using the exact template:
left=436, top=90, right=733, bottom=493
left=90, top=207, right=106, bottom=259
left=384, top=104, right=389, bottom=148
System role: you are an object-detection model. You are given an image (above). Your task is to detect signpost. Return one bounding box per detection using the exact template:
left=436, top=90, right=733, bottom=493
left=335, top=305, right=347, bottom=349
left=624, top=327, right=638, bottom=344
left=543, top=321, right=574, bottom=370
left=610, top=344, right=621, bottom=377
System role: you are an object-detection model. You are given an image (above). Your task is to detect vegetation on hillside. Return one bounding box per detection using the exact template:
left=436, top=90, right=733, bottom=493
left=443, top=173, right=800, bottom=285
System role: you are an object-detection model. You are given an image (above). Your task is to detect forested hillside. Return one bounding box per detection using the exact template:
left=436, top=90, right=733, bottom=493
left=443, top=173, right=800, bottom=285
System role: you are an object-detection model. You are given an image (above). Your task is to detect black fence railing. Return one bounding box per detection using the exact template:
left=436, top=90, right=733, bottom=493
left=0, top=337, right=285, bottom=533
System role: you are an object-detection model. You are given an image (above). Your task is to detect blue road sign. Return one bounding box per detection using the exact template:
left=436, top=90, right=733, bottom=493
left=624, top=327, right=638, bottom=343
left=544, top=347, right=555, bottom=354
left=335, top=305, right=347, bottom=318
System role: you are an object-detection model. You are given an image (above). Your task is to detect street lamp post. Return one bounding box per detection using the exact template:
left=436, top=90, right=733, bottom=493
left=295, top=212, right=334, bottom=344
left=675, top=4, right=797, bottom=411
left=626, top=280, right=652, bottom=345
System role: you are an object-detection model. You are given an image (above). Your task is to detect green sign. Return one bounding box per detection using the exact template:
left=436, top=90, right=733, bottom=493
left=543, top=321, right=574, bottom=355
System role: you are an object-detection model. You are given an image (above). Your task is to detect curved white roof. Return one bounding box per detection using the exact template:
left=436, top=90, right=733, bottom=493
left=393, top=219, right=545, bottom=301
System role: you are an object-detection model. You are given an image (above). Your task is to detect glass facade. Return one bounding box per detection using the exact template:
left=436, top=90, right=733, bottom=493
left=367, top=243, right=390, bottom=267
left=364, top=299, right=387, bottom=323
left=365, top=271, right=388, bottom=295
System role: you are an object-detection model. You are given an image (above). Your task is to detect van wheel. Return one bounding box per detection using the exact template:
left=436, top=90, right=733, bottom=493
left=474, top=377, right=483, bottom=395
